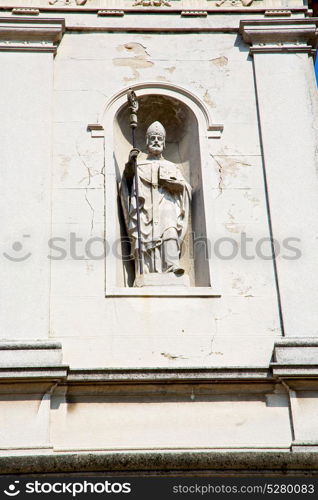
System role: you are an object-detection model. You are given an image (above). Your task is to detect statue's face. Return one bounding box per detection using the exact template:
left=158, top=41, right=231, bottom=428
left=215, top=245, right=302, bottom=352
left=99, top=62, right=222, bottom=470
left=147, top=134, right=165, bottom=156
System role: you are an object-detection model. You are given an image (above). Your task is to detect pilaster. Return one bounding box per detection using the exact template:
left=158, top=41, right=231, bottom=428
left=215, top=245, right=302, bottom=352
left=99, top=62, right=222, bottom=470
left=240, top=18, right=318, bottom=337
left=0, top=18, right=65, bottom=340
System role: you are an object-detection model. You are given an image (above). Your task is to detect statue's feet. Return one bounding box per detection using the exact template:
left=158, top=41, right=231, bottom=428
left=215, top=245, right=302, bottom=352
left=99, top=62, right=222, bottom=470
left=166, top=265, right=185, bottom=276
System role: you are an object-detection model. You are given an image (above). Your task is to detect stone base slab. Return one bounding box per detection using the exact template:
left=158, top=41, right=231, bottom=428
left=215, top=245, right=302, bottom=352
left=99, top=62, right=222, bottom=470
left=134, top=272, right=190, bottom=287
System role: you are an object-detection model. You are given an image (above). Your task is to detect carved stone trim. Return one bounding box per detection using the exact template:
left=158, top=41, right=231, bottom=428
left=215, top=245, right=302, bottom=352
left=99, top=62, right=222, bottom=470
left=264, top=10, right=292, bottom=17
left=133, top=0, right=171, bottom=6
left=250, top=46, right=316, bottom=55
left=0, top=341, right=63, bottom=368
left=0, top=17, right=65, bottom=53
left=271, top=337, right=318, bottom=377
left=97, top=10, right=125, bottom=16
left=87, top=123, right=105, bottom=137
left=181, top=11, right=208, bottom=17
left=0, top=366, right=68, bottom=381
left=12, top=8, right=40, bottom=15
left=67, top=367, right=270, bottom=383
left=239, top=18, right=318, bottom=55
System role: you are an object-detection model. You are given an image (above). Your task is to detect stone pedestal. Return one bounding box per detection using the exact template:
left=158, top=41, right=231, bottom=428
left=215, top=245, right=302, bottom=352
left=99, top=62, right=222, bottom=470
left=134, top=272, right=190, bottom=287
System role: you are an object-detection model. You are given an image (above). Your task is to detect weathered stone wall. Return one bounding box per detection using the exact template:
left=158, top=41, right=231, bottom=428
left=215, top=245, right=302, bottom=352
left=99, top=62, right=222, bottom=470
left=0, top=0, right=318, bottom=473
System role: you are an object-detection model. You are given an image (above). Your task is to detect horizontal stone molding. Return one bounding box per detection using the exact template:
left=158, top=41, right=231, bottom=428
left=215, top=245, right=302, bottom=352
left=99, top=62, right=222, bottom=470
left=0, top=17, right=65, bottom=53
left=240, top=18, right=318, bottom=54
left=181, top=11, right=208, bottom=17
left=250, top=46, right=316, bottom=55
left=106, top=287, right=222, bottom=297
left=292, top=441, right=318, bottom=452
left=12, top=8, right=40, bottom=15
left=87, top=123, right=105, bottom=137
left=67, top=367, right=271, bottom=384
left=0, top=5, right=311, bottom=15
left=97, top=10, right=124, bottom=16
left=272, top=337, right=318, bottom=370
left=2, top=350, right=318, bottom=383
left=3, top=450, right=318, bottom=475
left=264, top=10, right=292, bottom=18
left=0, top=366, right=68, bottom=381
left=0, top=341, right=62, bottom=350
left=0, top=341, right=63, bottom=368
left=271, top=364, right=318, bottom=377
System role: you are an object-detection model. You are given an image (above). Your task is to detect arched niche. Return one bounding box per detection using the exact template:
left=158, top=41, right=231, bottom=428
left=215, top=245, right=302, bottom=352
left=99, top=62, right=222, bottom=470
left=101, top=83, right=222, bottom=296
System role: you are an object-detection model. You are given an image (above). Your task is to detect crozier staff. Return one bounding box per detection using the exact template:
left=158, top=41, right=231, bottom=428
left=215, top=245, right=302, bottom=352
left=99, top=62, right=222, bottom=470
left=126, top=89, right=143, bottom=275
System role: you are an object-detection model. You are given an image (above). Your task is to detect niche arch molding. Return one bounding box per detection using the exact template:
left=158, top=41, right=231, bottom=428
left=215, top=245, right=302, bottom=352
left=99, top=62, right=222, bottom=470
left=100, top=82, right=223, bottom=298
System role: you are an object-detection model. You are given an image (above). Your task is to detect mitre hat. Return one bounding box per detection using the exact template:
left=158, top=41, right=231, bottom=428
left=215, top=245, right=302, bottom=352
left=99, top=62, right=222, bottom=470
left=146, top=121, right=166, bottom=138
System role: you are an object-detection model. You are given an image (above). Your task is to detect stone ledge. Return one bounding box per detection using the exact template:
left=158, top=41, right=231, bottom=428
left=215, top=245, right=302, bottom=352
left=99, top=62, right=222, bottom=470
left=67, top=367, right=271, bottom=384
left=292, top=441, right=318, bottom=453
left=0, top=366, right=68, bottom=381
left=2, top=451, right=318, bottom=475
left=0, top=17, right=65, bottom=53
left=0, top=341, right=63, bottom=368
left=239, top=18, right=318, bottom=52
left=271, top=364, right=318, bottom=377
left=106, top=287, right=221, bottom=297
left=272, top=338, right=318, bottom=365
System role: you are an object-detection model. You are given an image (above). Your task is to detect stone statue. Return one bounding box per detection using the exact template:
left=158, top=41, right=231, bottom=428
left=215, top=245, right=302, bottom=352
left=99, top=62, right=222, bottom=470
left=120, top=121, right=192, bottom=285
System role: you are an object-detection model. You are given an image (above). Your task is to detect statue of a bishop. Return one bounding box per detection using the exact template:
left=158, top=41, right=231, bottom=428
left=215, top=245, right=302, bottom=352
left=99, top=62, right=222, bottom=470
left=120, top=121, right=192, bottom=283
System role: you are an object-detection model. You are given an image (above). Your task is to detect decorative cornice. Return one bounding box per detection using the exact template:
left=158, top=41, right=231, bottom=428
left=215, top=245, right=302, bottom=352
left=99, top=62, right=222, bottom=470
left=240, top=18, right=318, bottom=55
left=0, top=17, right=65, bottom=53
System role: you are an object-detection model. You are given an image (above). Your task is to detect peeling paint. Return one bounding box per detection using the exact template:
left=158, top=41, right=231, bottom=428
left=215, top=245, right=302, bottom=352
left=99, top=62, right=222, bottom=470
left=203, top=90, right=215, bottom=108
left=160, top=352, right=187, bottom=360
left=224, top=223, right=245, bottom=234
left=58, top=155, right=71, bottom=182
left=164, top=66, right=176, bottom=74
left=116, top=42, right=150, bottom=57
left=114, top=42, right=153, bottom=80
left=114, top=57, right=154, bottom=80
left=244, top=191, right=260, bottom=207
left=210, top=56, right=228, bottom=67
left=232, top=274, right=253, bottom=296
left=211, top=155, right=252, bottom=195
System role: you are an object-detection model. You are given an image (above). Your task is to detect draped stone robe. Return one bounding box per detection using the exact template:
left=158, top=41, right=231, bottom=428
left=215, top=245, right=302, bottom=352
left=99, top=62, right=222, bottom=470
left=120, top=156, right=192, bottom=275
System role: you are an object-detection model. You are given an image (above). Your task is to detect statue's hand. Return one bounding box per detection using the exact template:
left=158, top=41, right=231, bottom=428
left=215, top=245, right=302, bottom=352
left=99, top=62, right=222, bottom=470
left=161, top=178, right=184, bottom=193
left=129, top=148, right=140, bottom=163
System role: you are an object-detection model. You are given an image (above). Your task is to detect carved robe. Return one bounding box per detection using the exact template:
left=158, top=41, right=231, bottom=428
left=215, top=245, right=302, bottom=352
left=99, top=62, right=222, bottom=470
left=120, top=157, right=191, bottom=274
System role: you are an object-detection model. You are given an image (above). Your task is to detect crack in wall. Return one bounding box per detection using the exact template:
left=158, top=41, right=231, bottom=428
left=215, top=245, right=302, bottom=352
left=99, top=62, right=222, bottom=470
left=210, top=153, right=225, bottom=196
left=76, top=140, right=95, bottom=234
